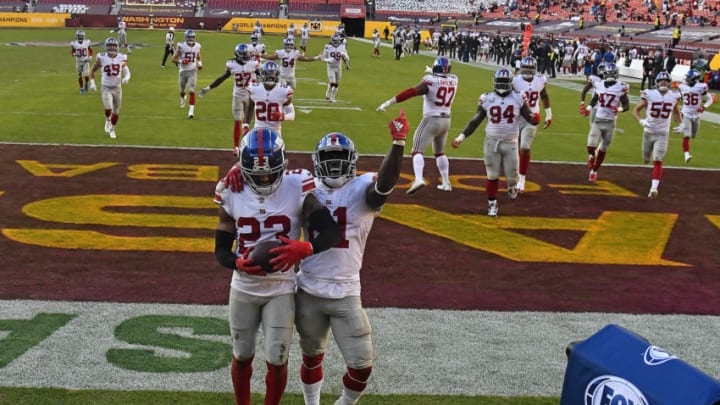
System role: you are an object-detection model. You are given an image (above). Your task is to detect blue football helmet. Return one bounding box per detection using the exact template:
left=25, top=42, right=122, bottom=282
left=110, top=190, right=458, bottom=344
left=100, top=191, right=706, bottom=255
left=76, top=29, right=85, bottom=42
left=239, top=128, right=288, bottom=195
left=312, top=133, right=358, bottom=188
left=331, top=34, right=342, bottom=46
left=602, top=62, right=619, bottom=80
left=250, top=34, right=259, bottom=45
left=432, top=56, right=451, bottom=76
left=184, top=30, right=196, bottom=46
left=234, top=43, right=250, bottom=63
left=283, top=37, right=295, bottom=52
left=104, top=37, right=119, bottom=56
left=685, top=69, right=700, bottom=86
left=655, top=71, right=672, bottom=91
left=493, top=68, right=513, bottom=96
left=260, top=61, right=280, bottom=87
left=520, top=56, right=537, bottom=80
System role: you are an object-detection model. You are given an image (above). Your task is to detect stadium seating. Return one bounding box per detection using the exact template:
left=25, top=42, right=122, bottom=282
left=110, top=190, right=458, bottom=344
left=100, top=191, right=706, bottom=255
left=35, top=0, right=111, bottom=14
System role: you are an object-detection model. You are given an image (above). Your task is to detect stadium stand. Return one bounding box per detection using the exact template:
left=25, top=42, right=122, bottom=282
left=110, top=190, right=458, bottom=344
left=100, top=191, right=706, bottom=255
left=34, top=0, right=111, bottom=14
left=288, top=0, right=341, bottom=19
left=204, top=0, right=277, bottom=17
left=118, top=0, right=197, bottom=17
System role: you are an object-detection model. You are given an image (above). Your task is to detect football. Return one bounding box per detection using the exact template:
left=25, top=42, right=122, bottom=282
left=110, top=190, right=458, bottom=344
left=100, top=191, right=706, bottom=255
left=248, top=240, right=284, bottom=273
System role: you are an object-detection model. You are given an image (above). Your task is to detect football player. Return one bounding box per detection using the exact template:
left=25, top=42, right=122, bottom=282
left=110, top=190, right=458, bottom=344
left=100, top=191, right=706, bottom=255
left=214, top=128, right=342, bottom=405
left=89, top=37, right=131, bottom=140
left=372, top=28, right=381, bottom=58
left=321, top=35, right=351, bottom=103
left=512, top=56, right=552, bottom=193
left=676, top=69, right=715, bottom=163
left=262, top=38, right=320, bottom=90
left=70, top=29, right=93, bottom=94
left=632, top=71, right=682, bottom=199
left=199, top=43, right=261, bottom=156
left=161, top=26, right=175, bottom=68
left=581, top=63, right=629, bottom=183
left=376, top=56, right=458, bottom=193
left=171, top=30, right=203, bottom=119
left=300, top=22, right=311, bottom=54
left=452, top=68, right=539, bottom=217
left=248, top=33, right=266, bottom=62
left=248, top=61, right=295, bottom=136
left=116, top=17, right=131, bottom=54
left=296, top=112, right=408, bottom=405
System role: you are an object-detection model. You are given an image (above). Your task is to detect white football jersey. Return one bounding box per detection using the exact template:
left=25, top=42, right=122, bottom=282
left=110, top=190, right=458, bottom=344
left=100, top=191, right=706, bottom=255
left=71, top=39, right=92, bottom=62
left=479, top=91, right=527, bottom=141
left=117, top=21, right=126, bottom=34
left=512, top=74, right=547, bottom=113
left=273, top=49, right=301, bottom=78
left=322, top=43, right=348, bottom=69
left=96, top=53, right=127, bottom=87
left=592, top=80, right=629, bottom=120
left=221, top=169, right=315, bottom=297
left=225, top=59, right=259, bottom=97
left=176, top=42, right=201, bottom=72
left=421, top=74, right=459, bottom=117
left=249, top=82, right=294, bottom=133
left=678, top=82, right=709, bottom=117
left=640, top=89, right=681, bottom=133
left=248, top=42, right=265, bottom=59
left=301, top=27, right=310, bottom=40
left=297, top=173, right=378, bottom=298
left=373, top=31, right=380, bottom=47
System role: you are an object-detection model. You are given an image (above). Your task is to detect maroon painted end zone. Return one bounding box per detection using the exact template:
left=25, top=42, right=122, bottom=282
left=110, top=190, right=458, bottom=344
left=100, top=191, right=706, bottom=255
left=0, top=144, right=718, bottom=315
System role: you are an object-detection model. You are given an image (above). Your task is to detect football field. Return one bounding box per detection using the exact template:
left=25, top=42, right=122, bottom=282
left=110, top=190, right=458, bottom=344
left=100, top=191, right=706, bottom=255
left=1, top=28, right=719, bottom=404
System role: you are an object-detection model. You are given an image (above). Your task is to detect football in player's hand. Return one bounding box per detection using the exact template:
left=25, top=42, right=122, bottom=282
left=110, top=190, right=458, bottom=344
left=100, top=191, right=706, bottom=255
left=248, top=240, right=284, bottom=273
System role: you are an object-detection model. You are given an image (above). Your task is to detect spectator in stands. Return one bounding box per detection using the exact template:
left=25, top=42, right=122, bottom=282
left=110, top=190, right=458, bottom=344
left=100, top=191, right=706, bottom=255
left=161, top=27, right=175, bottom=69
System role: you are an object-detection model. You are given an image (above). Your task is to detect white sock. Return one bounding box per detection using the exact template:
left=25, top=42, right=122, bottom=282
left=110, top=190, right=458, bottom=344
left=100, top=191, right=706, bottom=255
left=301, top=379, right=323, bottom=405
left=412, top=154, right=425, bottom=183
left=651, top=179, right=660, bottom=190
left=188, top=105, right=195, bottom=115
left=435, top=154, right=449, bottom=184
left=334, top=387, right=362, bottom=405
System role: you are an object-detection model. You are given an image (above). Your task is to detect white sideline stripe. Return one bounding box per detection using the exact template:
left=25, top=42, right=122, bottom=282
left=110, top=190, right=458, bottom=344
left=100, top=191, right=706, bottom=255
left=1, top=141, right=718, bottom=172
left=0, top=299, right=718, bottom=396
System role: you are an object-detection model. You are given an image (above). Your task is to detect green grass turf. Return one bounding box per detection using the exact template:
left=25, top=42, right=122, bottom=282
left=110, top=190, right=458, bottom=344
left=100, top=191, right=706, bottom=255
left=0, top=27, right=717, bottom=404
left=0, top=387, right=560, bottom=404
left=1, top=28, right=719, bottom=168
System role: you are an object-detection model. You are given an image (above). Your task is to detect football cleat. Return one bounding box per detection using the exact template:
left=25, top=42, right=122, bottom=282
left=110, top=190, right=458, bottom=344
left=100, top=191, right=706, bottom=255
left=104, top=119, right=112, bottom=133
left=180, top=96, right=186, bottom=108
left=487, top=200, right=498, bottom=217
left=587, top=154, right=595, bottom=169
left=588, top=171, right=597, bottom=183
left=684, top=152, right=692, bottom=164
left=508, top=186, right=518, bottom=200
left=109, top=129, right=117, bottom=139
left=436, top=183, right=452, bottom=192
left=517, top=176, right=526, bottom=193
left=648, top=188, right=658, bottom=199
left=406, top=180, right=426, bottom=195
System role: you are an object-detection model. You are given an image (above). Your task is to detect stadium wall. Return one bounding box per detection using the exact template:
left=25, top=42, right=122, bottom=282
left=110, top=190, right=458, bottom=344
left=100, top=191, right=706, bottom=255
left=0, top=12, right=69, bottom=27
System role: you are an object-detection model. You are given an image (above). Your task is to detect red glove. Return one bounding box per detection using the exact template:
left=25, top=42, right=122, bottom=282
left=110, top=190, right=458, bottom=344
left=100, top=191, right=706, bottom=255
left=182, top=58, right=190, bottom=65
left=269, top=235, right=313, bottom=272
left=213, top=165, right=243, bottom=205
left=543, top=119, right=552, bottom=129
left=530, top=112, right=541, bottom=125
left=268, top=110, right=284, bottom=121
left=235, top=247, right=265, bottom=276
left=389, top=109, right=409, bottom=141
left=579, top=103, right=590, bottom=117
left=698, top=106, right=705, bottom=113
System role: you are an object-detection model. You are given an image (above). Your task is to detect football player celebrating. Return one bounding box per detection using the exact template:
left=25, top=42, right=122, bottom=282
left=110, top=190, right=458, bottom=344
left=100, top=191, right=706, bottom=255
left=172, top=30, right=203, bottom=119
left=199, top=44, right=261, bottom=156
left=214, top=128, right=342, bottom=405
left=296, top=112, right=408, bottom=405
left=376, top=56, right=458, bottom=193
left=512, top=56, right=552, bottom=193
left=70, top=29, right=93, bottom=94
left=676, top=69, right=715, bottom=163
left=452, top=68, right=539, bottom=217
left=632, top=71, right=682, bottom=199
left=321, top=35, right=351, bottom=103
left=580, top=63, right=629, bottom=183
left=248, top=33, right=266, bottom=62
left=262, top=38, right=320, bottom=90
left=248, top=61, right=295, bottom=136
left=89, top=37, right=131, bottom=140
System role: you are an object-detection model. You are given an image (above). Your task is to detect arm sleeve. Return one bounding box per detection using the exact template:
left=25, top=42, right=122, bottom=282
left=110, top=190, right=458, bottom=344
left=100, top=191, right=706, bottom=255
left=214, top=229, right=237, bottom=270
left=307, top=208, right=342, bottom=254
left=395, top=87, right=417, bottom=102
left=122, top=65, right=131, bottom=81
left=282, top=103, right=295, bottom=121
